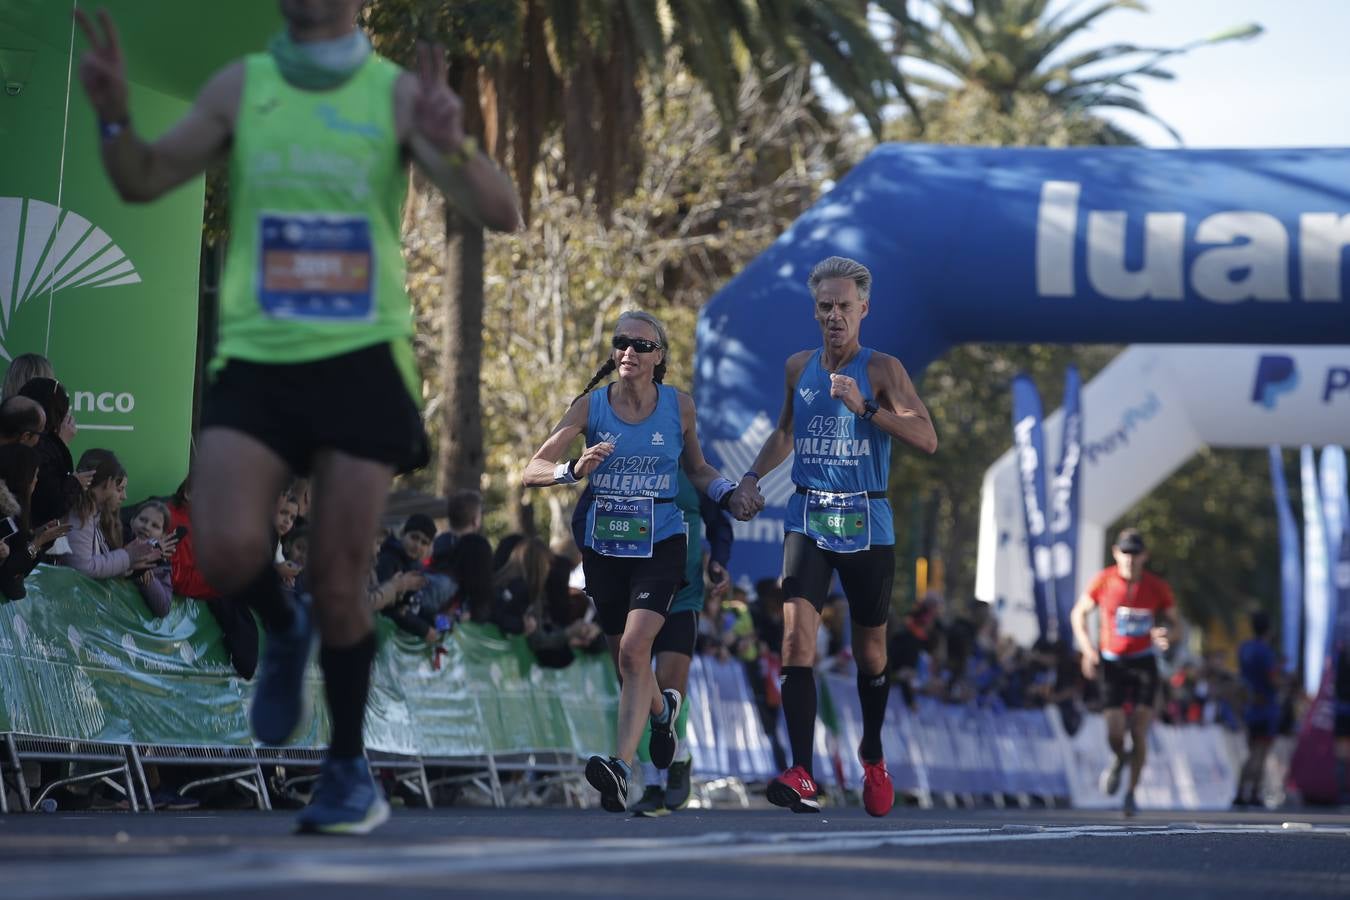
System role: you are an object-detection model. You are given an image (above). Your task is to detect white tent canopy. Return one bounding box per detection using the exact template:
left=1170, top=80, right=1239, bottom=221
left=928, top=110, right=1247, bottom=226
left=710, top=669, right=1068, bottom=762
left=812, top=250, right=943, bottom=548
left=976, top=345, right=1350, bottom=646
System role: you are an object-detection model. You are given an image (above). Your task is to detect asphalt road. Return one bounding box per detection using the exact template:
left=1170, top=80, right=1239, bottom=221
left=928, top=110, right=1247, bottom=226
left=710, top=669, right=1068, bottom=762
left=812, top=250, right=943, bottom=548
left=3, top=805, right=1349, bottom=900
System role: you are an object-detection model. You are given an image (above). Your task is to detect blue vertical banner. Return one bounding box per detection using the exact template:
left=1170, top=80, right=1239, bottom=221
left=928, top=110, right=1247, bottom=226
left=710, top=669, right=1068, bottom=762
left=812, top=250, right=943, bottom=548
left=1319, top=447, right=1350, bottom=651
left=1270, top=447, right=1302, bottom=676
left=1048, top=365, right=1083, bottom=645
left=1012, top=374, right=1055, bottom=642
left=1301, top=446, right=1332, bottom=696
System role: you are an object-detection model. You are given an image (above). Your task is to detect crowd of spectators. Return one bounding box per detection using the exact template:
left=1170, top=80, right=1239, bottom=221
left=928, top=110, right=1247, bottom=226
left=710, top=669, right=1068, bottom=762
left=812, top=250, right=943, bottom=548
left=689, top=575, right=1292, bottom=746
left=0, top=356, right=1291, bottom=809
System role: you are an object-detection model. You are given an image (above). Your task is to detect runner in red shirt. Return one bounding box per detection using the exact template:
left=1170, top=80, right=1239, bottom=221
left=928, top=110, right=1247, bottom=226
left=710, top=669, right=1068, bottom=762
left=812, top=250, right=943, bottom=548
left=1070, top=528, right=1178, bottom=816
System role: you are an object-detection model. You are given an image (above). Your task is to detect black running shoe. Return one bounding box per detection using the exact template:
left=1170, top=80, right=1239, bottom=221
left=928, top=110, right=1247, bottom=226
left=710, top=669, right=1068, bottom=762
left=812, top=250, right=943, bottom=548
left=585, top=755, right=629, bottom=813
left=1100, top=752, right=1126, bottom=796
left=648, top=689, right=682, bottom=769
left=631, top=785, right=669, bottom=818
left=1123, top=791, right=1137, bottom=818
left=665, top=758, right=692, bottom=810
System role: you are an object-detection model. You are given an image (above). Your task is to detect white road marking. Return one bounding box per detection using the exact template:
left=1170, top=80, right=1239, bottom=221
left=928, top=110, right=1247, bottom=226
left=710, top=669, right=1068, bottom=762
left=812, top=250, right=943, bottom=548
left=5, top=822, right=1348, bottom=899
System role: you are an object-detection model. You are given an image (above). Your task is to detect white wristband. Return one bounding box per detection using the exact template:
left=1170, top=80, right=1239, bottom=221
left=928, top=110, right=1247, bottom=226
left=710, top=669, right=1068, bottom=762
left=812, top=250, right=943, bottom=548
left=554, top=460, right=578, bottom=484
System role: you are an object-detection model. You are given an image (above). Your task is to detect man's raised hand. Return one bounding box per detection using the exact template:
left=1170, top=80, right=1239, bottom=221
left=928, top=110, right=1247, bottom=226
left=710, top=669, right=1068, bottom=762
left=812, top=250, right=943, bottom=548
left=412, top=41, right=464, bottom=155
left=75, top=9, right=129, bottom=123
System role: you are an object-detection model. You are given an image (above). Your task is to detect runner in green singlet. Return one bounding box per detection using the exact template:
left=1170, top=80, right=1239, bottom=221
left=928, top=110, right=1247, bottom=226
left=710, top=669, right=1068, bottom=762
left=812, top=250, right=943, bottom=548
left=77, top=1, right=519, bottom=834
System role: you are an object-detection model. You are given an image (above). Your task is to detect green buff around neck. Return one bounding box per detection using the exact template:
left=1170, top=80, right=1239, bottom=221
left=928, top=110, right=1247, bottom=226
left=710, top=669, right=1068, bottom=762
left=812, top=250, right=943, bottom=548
left=268, top=29, right=371, bottom=90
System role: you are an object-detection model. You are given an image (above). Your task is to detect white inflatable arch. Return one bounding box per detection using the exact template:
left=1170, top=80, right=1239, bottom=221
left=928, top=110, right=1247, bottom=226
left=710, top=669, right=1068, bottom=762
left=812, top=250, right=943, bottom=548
left=976, top=344, right=1350, bottom=646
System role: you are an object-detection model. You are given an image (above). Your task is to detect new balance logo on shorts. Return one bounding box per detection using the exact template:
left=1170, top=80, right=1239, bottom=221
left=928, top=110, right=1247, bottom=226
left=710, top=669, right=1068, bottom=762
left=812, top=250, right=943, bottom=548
left=637, top=592, right=651, bottom=601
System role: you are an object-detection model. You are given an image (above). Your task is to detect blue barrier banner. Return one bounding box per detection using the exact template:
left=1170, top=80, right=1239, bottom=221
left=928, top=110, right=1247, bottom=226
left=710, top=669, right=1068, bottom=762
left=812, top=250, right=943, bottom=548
left=1012, top=374, right=1055, bottom=642
left=1271, top=447, right=1303, bottom=675
left=1050, top=365, right=1083, bottom=645
left=685, top=655, right=778, bottom=782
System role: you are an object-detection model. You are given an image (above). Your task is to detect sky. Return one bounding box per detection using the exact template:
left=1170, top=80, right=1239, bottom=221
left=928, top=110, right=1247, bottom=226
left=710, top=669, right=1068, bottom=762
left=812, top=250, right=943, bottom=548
left=1042, top=0, right=1350, bottom=148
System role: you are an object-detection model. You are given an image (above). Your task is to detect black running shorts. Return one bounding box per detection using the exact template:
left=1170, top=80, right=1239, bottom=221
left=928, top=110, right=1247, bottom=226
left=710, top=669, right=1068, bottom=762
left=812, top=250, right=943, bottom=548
left=201, top=342, right=429, bottom=476
left=581, top=535, right=686, bottom=636
left=1102, top=654, right=1160, bottom=710
left=781, top=530, right=894, bottom=628
left=652, top=610, right=699, bottom=658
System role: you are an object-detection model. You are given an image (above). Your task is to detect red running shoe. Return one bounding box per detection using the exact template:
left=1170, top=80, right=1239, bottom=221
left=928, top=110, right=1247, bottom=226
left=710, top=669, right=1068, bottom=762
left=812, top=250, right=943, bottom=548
left=767, top=765, right=821, bottom=813
left=860, top=754, right=894, bottom=817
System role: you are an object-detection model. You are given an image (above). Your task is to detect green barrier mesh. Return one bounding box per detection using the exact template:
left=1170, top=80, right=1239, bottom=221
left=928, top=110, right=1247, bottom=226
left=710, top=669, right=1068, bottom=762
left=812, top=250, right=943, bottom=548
left=0, top=567, right=617, bottom=760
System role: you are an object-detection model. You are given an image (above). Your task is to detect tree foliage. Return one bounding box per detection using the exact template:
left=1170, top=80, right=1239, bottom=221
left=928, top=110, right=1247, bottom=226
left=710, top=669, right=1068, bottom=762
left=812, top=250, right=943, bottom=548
left=400, top=63, right=853, bottom=541
left=893, top=0, right=1180, bottom=142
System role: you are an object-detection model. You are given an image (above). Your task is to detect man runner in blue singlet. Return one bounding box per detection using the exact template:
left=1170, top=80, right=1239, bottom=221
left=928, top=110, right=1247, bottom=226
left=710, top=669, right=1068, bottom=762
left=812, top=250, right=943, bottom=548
left=728, top=256, right=937, bottom=816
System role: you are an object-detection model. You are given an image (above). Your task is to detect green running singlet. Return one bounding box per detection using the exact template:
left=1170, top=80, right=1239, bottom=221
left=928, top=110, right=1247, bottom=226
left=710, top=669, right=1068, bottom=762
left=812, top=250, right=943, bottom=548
left=216, top=53, right=417, bottom=395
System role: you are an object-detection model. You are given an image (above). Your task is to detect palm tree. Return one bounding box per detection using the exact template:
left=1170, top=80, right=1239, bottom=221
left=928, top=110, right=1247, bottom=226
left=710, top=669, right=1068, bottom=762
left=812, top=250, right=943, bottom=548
left=896, top=0, right=1183, bottom=142
left=364, top=0, right=917, bottom=496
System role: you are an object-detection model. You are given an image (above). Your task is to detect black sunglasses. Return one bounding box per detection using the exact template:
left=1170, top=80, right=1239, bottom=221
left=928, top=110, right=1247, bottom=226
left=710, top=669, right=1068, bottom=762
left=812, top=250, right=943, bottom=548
left=612, top=335, right=662, bottom=354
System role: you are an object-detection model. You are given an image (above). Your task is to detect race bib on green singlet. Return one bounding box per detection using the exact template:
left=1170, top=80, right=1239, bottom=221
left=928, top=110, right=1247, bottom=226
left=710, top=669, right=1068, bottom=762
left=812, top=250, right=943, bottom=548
left=804, top=489, right=871, bottom=553
left=591, top=496, right=655, bottom=558
left=1115, top=607, right=1154, bottom=638
left=258, top=212, right=374, bottom=321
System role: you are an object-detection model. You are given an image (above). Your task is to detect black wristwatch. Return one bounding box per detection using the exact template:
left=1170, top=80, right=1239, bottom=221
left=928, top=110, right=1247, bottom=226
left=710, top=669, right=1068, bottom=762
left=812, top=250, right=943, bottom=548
left=859, top=398, right=879, bottom=421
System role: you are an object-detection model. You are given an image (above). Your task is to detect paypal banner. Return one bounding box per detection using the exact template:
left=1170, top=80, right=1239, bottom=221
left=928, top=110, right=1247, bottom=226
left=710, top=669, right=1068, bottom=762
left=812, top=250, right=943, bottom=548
left=1049, top=366, right=1083, bottom=644
left=1270, top=447, right=1303, bottom=676
left=698, top=145, right=1350, bottom=585
left=1012, top=374, right=1055, bottom=642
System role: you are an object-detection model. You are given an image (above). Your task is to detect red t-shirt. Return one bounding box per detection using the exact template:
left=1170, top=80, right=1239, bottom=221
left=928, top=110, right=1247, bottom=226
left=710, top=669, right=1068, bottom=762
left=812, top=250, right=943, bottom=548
left=168, top=501, right=218, bottom=600
left=1086, top=567, right=1174, bottom=658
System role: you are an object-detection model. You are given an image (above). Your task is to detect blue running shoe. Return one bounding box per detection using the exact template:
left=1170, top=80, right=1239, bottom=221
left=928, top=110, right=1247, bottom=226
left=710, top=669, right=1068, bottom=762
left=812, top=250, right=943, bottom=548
left=296, top=756, right=390, bottom=835
left=250, top=595, right=313, bottom=745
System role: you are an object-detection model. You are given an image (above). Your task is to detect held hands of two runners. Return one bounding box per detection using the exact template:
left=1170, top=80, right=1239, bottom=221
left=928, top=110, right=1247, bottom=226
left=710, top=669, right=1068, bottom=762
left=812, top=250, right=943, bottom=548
left=727, top=480, right=765, bottom=523
left=74, top=9, right=130, bottom=123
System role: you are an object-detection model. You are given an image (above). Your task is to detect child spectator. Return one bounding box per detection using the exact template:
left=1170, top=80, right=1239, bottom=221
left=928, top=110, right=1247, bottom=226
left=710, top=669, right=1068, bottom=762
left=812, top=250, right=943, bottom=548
left=60, top=449, right=160, bottom=581
left=126, top=499, right=179, bottom=617
left=375, top=516, right=440, bottom=642
left=273, top=492, right=301, bottom=586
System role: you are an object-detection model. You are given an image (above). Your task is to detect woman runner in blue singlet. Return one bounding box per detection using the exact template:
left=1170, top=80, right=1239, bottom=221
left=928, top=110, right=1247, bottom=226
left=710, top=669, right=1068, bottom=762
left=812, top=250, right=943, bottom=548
left=524, top=310, right=747, bottom=813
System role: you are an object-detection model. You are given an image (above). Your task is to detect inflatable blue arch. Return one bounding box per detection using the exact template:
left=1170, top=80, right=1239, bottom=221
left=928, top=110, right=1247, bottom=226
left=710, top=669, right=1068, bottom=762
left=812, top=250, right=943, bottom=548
left=695, top=144, right=1350, bottom=583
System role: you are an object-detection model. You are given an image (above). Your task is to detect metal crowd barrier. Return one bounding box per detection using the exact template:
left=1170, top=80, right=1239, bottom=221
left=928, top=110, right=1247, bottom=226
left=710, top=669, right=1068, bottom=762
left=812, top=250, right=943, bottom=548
left=2, top=567, right=1246, bottom=813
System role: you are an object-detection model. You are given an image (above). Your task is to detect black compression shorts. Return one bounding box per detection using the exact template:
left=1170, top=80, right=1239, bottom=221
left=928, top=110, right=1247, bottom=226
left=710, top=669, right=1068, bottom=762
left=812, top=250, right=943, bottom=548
left=781, top=530, right=894, bottom=628
left=581, top=535, right=686, bottom=636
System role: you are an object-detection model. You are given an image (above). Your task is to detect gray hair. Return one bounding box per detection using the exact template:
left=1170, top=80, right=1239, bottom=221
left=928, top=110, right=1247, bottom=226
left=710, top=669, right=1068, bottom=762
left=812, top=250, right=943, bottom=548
left=616, top=309, right=669, bottom=351
left=808, top=256, right=872, bottom=303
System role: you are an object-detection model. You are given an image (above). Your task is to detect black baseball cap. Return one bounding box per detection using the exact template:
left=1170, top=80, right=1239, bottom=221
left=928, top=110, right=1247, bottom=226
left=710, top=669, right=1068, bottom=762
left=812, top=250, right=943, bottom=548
left=1114, top=528, right=1146, bottom=554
